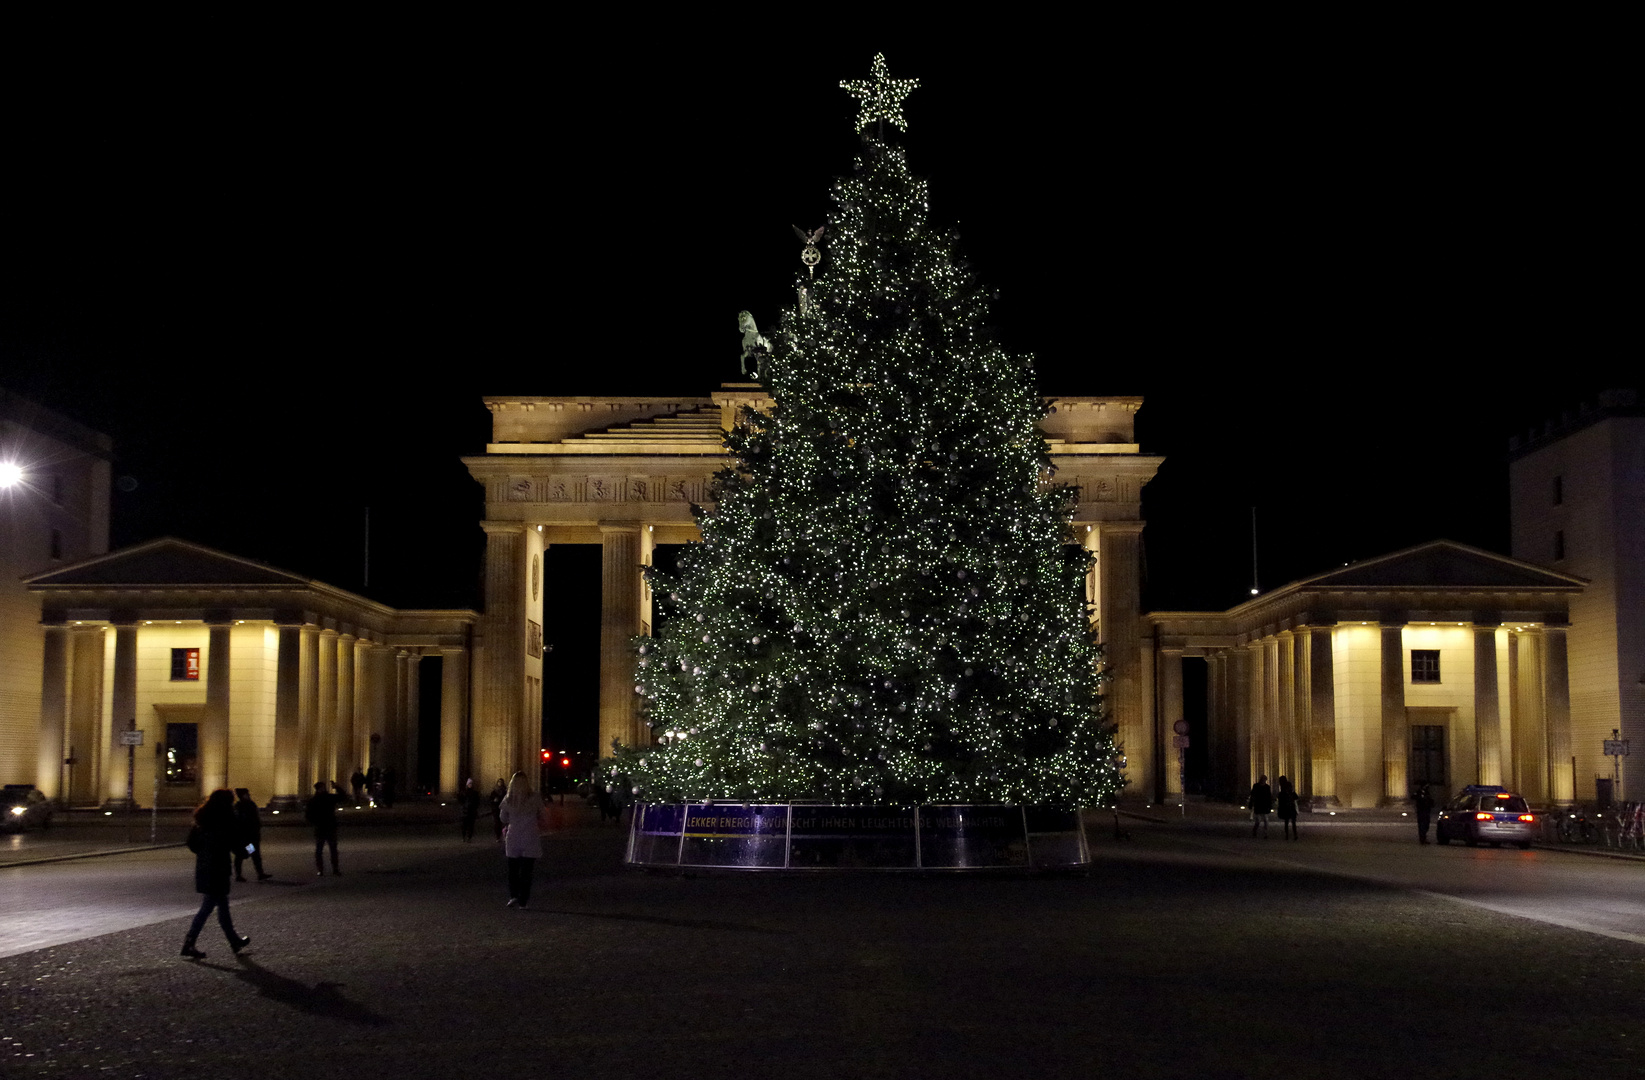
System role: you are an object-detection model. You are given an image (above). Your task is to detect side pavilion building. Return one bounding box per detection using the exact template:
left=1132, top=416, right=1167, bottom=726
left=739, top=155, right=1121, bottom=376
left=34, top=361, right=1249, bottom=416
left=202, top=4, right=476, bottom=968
left=1143, top=541, right=1584, bottom=809
left=26, top=539, right=476, bottom=810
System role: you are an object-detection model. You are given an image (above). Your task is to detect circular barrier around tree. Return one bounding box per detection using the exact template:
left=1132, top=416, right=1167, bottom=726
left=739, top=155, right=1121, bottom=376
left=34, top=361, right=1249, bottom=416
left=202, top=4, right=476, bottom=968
left=626, top=802, right=1090, bottom=871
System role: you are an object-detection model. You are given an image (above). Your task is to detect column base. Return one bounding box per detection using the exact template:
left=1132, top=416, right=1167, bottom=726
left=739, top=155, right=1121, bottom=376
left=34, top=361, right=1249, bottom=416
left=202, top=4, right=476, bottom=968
left=100, top=797, right=137, bottom=813
left=1379, top=796, right=1414, bottom=809
left=1306, top=794, right=1342, bottom=809
left=265, top=794, right=303, bottom=814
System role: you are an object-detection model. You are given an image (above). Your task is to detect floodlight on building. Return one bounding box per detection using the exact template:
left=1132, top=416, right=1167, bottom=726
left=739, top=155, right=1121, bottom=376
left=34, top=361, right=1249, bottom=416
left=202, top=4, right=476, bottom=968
left=0, top=462, right=22, bottom=488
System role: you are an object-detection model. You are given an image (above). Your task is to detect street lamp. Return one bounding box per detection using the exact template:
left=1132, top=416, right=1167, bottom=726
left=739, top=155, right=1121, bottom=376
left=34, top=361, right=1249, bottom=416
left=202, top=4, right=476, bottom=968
left=0, top=462, right=22, bottom=488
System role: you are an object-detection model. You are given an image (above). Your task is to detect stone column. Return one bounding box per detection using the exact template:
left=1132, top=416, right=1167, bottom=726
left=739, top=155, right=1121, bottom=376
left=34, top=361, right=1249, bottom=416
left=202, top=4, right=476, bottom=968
left=1206, top=653, right=1225, bottom=798
left=316, top=628, right=338, bottom=791
left=1160, top=645, right=1184, bottom=798
left=352, top=638, right=372, bottom=774
left=70, top=627, right=106, bottom=805
left=270, top=624, right=303, bottom=810
left=1277, top=632, right=1296, bottom=785
left=1098, top=523, right=1145, bottom=797
left=1511, top=629, right=1548, bottom=804
left=1231, top=646, right=1253, bottom=795
left=440, top=646, right=469, bottom=799
left=38, top=624, right=69, bottom=803
left=1544, top=626, right=1574, bottom=804
left=404, top=651, right=422, bottom=789
left=297, top=625, right=319, bottom=795
left=476, top=523, right=525, bottom=786
left=1245, top=642, right=1264, bottom=790
left=335, top=633, right=356, bottom=783
left=1292, top=629, right=1312, bottom=797
left=201, top=623, right=231, bottom=795
left=1474, top=625, right=1503, bottom=787
left=1308, top=626, right=1337, bottom=804
left=1381, top=624, right=1408, bottom=804
left=1261, top=636, right=1280, bottom=783
left=104, top=622, right=139, bottom=809
left=600, top=524, right=644, bottom=755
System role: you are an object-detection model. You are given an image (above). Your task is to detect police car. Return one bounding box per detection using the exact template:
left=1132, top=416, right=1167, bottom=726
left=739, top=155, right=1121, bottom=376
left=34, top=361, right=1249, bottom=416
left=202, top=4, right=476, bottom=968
left=1435, top=785, right=1534, bottom=849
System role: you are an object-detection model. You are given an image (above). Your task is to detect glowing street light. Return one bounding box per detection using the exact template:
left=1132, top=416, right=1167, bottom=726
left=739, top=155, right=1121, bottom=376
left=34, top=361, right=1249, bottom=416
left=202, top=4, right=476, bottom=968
left=0, top=463, right=22, bottom=488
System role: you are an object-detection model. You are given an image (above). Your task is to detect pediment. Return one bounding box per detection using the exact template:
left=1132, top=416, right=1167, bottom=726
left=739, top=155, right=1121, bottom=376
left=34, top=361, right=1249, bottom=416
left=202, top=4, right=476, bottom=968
left=1297, top=540, right=1584, bottom=591
left=24, top=538, right=309, bottom=589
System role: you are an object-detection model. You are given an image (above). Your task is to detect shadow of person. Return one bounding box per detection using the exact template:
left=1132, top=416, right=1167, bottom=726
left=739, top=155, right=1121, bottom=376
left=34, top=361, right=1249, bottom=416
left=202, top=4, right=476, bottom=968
left=224, top=956, right=389, bottom=1026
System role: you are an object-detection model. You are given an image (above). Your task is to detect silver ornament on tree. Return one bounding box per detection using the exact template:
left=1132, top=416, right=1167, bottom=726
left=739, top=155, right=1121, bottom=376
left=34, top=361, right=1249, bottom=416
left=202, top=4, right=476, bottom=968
left=793, top=224, right=824, bottom=278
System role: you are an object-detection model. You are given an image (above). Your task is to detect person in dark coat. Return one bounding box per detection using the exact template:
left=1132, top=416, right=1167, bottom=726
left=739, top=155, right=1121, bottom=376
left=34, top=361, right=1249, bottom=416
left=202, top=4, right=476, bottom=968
left=233, top=788, right=273, bottom=882
left=1414, top=784, right=1435, bottom=844
left=181, top=788, right=250, bottom=959
left=1249, top=774, right=1274, bottom=837
left=488, top=778, right=507, bottom=841
left=305, top=781, right=342, bottom=875
left=1276, top=776, right=1300, bottom=840
left=350, top=768, right=367, bottom=806
left=458, top=778, right=481, bottom=842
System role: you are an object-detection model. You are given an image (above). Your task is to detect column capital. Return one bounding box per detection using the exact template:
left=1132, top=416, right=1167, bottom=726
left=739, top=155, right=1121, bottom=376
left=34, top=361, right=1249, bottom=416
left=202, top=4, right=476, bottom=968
left=480, top=521, right=527, bottom=536
left=599, top=522, right=644, bottom=536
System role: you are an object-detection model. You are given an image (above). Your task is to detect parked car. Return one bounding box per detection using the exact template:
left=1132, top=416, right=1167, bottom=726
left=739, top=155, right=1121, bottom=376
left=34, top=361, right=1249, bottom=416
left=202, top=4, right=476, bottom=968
left=1436, top=785, right=1534, bottom=848
left=1, top=785, right=54, bottom=833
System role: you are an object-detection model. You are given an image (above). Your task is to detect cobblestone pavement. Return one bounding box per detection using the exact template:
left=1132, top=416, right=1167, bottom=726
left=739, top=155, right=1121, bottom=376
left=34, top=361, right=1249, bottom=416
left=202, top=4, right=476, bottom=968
left=3, top=806, right=1643, bottom=1080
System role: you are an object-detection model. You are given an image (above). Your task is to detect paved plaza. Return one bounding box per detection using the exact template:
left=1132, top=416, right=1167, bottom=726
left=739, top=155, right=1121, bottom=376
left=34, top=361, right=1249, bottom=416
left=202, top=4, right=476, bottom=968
left=3, top=804, right=1644, bottom=1079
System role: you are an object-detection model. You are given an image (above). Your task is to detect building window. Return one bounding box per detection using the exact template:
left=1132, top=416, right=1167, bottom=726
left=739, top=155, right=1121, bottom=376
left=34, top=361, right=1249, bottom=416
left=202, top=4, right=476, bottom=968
left=49, top=529, right=62, bottom=560
left=1554, top=530, right=1565, bottom=561
left=1552, top=475, right=1563, bottom=506
left=1411, top=649, right=1441, bottom=683
left=170, top=648, right=201, bottom=681
left=51, top=474, right=64, bottom=506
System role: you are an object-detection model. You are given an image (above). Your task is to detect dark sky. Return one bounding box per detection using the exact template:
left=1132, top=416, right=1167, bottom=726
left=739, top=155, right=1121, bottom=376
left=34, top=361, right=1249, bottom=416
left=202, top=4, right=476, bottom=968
left=2, top=16, right=1632, bottom=628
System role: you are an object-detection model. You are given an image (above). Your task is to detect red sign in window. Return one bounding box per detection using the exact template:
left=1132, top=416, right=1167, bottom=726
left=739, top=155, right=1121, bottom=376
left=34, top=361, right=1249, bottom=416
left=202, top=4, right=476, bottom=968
left=171, top=648, right=200, bottom=681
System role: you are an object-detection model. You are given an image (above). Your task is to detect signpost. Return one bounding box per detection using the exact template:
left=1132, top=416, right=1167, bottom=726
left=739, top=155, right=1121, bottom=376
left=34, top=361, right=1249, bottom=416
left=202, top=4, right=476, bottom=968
left=119, top=722, right=142, bottom=844
left=1604, top=729, right=1630, bottom=802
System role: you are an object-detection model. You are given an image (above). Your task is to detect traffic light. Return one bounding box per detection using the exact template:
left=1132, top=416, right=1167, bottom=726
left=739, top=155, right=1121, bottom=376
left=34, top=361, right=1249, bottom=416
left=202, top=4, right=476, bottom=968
left=540, top=749, right=551, bottom=763
left=560, top=757, right=570, bottom=768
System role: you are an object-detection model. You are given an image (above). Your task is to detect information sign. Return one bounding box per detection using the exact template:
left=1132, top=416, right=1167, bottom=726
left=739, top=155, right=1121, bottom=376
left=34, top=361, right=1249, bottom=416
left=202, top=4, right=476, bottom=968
left=118, top=730, right=144, bottom=747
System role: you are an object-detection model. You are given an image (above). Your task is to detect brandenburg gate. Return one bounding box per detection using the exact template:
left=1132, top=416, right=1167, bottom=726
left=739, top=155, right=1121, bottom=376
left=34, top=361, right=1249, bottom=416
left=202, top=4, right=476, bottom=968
left=462, top=385, right=1161, bottom=793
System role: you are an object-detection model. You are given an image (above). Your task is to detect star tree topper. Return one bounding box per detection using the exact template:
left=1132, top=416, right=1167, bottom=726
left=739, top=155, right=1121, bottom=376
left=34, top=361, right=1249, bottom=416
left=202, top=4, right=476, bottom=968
left=840, top=53, right=919, bottom=133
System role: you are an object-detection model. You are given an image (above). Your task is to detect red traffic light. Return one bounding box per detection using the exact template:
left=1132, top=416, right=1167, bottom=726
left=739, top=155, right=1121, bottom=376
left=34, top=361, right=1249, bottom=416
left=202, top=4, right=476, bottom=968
left=540, top=750, right=551, bottom=763
left=559, top=757, right=571, bottom=768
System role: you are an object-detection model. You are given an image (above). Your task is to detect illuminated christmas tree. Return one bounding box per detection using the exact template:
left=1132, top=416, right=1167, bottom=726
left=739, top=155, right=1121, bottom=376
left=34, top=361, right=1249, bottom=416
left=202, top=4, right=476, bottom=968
left=618, top=55, right=1121, bottom=809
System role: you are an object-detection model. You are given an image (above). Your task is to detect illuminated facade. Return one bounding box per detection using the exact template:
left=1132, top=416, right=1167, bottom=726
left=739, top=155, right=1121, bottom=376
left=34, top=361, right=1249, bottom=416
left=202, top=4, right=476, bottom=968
left=0, top=391, right=112, bottom=787
left=25, top=539, right=476, bottom=809
left=462, top=386, right=1162, bottom=794
left=1510, top=390, right=1645, bottom=803
left=1144, top=542, right=1583, bottom=807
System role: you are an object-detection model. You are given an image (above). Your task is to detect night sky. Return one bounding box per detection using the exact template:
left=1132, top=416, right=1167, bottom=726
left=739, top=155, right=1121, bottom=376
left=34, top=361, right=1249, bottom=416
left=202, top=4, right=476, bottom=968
left=2, top=20, right=1630, bottom=752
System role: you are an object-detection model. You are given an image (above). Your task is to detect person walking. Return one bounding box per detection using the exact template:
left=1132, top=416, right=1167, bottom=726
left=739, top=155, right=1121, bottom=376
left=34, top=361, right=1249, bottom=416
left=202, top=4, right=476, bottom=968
left=1249, top=774, right=1273, bottom=838
left=305, top=781, right=342, bottom=876
left=497, top=771, right=546, bottom=909
left=1414, top=783, right=1434, bottom=844
left=350, top=768, right=367, bottom=807
left=232, top=788, right=273, bottom=882
left=488, top=778, right=507, bottom=841
left=459, top=778, right=481, bottom=842
left=1276, top=776, right=1299, bottom=840
left=180, top=789, right=251, bottom=959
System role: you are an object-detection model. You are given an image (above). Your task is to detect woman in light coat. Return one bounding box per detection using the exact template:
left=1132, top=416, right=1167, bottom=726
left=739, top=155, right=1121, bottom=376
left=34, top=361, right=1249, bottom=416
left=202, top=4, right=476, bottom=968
left=497, top=771, right=546, bottom=909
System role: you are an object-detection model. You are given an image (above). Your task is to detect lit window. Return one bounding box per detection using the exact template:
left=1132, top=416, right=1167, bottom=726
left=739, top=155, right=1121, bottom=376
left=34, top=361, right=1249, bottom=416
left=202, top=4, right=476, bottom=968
left=171, top=648, right=201, bottom=681
left=1411, top=649, right=1440, bottom=683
